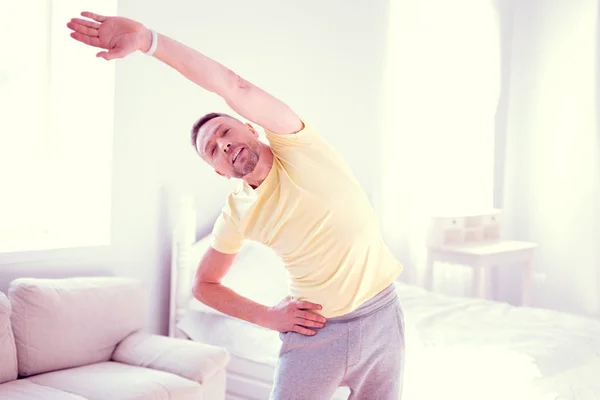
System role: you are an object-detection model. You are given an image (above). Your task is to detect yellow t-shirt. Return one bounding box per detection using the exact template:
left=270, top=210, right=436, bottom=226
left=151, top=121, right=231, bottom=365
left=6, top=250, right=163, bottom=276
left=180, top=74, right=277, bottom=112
left=210, top=122, right=403, bottom=318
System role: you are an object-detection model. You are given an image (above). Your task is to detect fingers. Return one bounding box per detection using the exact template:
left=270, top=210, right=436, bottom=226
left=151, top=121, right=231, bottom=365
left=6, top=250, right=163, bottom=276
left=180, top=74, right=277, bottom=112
left=296, top=300, right=322, bottom=311
left=67, top=20, right=99, bottom=38
left=291, top=325, right=317, bottom=336
left=69, top=32, right=103, bottom=48
left=71, top=18, right=101, bottom=30
left=67, top=16, right=102, bottom=48
left=81, top=11, right=107, bottom=22
left=282, top=298, right=326, bottom=336
left=295, top=309, right=327, bottom=324
left=296, top=317, right=325, bottom=329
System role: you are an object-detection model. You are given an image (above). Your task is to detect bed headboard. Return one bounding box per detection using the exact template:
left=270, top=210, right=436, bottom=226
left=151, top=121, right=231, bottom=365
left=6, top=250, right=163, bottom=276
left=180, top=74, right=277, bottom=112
left=168, top=195, right=210, bottom=338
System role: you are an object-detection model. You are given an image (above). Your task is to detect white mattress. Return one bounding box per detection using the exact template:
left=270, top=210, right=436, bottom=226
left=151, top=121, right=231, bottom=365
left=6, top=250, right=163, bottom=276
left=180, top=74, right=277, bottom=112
left=179, top=282, right=600, bottom=400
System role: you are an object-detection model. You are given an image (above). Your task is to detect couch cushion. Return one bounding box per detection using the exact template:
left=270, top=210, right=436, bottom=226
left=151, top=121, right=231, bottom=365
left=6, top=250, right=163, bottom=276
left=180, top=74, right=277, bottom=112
left=8, top=277, right=147, bottom=377
left=0, top=292, right=18, bottom=384
left=28, top=361, right=203, bottom=400
left=0, top=379, right=87, bottom=400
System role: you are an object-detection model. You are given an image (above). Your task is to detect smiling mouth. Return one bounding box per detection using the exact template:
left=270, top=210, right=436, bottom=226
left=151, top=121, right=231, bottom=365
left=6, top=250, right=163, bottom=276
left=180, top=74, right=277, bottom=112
left=232, top=147, right=244, bottom=164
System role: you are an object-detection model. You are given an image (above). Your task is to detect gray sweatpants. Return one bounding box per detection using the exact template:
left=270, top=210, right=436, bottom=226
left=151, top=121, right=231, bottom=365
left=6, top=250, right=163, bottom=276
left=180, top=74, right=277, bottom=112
left=270, top=284, right=405, bottom=400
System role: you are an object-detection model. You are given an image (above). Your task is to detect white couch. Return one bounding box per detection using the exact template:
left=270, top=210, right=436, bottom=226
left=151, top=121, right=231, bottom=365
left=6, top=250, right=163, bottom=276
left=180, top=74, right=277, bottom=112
left=0, top=276, right=229, bottom=400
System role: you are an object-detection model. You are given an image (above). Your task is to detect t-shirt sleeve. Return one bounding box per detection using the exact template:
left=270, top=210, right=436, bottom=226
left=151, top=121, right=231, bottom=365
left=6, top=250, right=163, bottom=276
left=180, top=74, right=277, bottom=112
left=264, top=120, right=319, bottom=152
left=210, top=207, right=245, bottom=254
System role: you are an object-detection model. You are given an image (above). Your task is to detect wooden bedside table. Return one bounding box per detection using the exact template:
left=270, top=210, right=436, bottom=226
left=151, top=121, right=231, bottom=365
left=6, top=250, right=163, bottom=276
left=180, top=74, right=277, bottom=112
left=424, top=210, right=537, bottom=306
left=425, top=241, right=537, bottom=306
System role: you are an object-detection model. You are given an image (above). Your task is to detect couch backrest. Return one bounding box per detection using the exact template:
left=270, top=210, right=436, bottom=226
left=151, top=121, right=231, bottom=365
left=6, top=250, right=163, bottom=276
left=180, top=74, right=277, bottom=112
left=0, top=291, right=18, bottom=383
left=9, top=277, right=147, bottom=377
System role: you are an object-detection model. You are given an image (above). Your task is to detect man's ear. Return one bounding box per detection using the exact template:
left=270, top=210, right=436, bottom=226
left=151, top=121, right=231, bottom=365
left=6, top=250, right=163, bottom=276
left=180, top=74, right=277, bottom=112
left=246, top=123, right=258, bottom=138
left=215, top=170, right=230, bottom=179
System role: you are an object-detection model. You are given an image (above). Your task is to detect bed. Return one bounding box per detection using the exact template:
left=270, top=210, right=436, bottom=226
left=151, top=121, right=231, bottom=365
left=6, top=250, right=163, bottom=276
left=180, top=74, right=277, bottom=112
left=169, top=205, right=600, bottom=400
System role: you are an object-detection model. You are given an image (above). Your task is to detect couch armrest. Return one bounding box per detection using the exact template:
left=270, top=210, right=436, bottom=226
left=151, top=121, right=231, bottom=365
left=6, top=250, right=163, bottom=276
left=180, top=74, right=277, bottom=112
left=112, top=331, right=230, bottom=384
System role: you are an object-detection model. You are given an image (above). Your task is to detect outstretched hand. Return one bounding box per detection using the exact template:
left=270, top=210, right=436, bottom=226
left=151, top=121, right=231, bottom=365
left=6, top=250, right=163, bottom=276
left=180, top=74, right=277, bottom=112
left=66, top=12, right=148, bottom=60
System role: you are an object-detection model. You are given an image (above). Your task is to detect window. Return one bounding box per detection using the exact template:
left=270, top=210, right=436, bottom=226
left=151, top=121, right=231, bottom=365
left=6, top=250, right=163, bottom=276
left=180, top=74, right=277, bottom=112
left=378, top=0, right=501, bottom=282
left=382, top=0, right=500, bottom=214
left=0, top=1, right=117, bottom=253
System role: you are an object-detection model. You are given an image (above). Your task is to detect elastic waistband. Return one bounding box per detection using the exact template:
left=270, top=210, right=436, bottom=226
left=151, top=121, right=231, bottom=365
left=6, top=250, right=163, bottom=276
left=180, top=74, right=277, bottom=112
left=327, top=283, right=398, bottom=323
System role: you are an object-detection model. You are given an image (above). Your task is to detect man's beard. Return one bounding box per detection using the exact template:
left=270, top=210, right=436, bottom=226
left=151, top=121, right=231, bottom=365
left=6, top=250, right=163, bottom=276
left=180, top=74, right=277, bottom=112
left=233, top=147, right=259, bottom=177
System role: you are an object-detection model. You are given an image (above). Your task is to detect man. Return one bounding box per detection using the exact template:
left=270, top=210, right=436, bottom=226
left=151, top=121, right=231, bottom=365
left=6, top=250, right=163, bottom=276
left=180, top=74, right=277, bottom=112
left=68, top=11, right=404, bottom=400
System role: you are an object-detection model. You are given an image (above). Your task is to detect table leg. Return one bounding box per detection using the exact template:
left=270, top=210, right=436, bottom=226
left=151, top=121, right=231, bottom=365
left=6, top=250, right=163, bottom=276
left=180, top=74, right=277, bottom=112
left=521, top=252, right=533, bottom=306
left=472, top=263, right=487, bottom=299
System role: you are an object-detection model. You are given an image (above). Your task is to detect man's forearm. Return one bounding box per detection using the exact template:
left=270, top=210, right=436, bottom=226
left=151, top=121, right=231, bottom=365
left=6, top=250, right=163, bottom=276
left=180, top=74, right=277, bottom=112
left=193, top=282, right=271, bottom=327
left=138, top=28, right=235, bottom=98
left=136, top=25, right=303, bottom=134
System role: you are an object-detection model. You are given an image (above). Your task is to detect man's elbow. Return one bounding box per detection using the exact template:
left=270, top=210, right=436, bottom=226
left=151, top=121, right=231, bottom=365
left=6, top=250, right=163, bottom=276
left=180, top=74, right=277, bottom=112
left=191, top=275, right=219, bottom=304
left=191, top=280, right=202, bottom=302
left=191, top=272, right=208, bottom=302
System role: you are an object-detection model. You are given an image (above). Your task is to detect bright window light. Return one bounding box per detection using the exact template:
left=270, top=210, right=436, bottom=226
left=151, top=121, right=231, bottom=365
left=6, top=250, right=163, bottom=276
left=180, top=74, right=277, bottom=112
left=0, top=1, right=117, bottom=253
left=379, top=0, right=501, bottom=279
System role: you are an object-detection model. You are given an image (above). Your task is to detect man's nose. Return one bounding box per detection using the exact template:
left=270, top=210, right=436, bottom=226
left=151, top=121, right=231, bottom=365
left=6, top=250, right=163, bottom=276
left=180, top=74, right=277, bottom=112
left=218, top=141, right=231, bottom=153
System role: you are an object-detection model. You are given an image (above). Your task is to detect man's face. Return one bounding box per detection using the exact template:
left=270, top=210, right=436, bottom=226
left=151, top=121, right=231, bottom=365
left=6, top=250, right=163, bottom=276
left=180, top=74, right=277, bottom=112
left=196, top=116, right=261, bottom=179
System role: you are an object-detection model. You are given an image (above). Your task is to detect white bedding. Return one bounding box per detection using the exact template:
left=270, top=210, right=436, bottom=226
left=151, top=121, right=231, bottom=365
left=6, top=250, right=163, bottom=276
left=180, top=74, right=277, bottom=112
left=179, top=282, right=600, bottom=400
left=397, top=283, right=600, bottom=400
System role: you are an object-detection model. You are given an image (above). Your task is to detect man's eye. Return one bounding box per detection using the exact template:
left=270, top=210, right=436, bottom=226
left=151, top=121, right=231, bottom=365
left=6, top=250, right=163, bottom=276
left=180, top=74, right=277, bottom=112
left=212, top=146, right=216, bottom=156
left=222, top=129, right=230, bottom=136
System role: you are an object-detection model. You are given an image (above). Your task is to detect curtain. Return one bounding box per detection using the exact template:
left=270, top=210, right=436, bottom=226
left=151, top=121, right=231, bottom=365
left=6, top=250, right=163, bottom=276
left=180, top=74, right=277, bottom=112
left=500, top=0, right=600, bottom=316
left=378, top=0, right=501, bottom=289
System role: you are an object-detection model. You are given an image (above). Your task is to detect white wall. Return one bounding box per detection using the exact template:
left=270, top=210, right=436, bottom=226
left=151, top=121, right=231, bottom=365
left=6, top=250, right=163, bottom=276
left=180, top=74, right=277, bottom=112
left=501, top=0, right=600, bottom=316
left=0, top=0, right=390, bottom=334
left=113, top=0, right=389, bottom=333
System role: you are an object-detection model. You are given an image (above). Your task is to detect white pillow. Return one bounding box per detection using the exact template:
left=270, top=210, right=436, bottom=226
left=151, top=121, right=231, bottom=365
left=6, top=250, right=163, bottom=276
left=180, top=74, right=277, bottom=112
left=188, top=239, right=290, bottom=316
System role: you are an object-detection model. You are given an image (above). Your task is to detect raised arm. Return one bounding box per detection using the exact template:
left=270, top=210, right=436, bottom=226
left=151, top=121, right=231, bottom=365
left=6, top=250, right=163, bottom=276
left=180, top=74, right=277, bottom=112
left=67, top=12, right=303, bottom=135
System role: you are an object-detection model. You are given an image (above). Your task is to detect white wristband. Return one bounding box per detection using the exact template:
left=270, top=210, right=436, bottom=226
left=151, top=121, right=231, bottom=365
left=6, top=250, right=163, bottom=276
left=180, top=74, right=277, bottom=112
left=144, top=29, right=158, bottom=56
